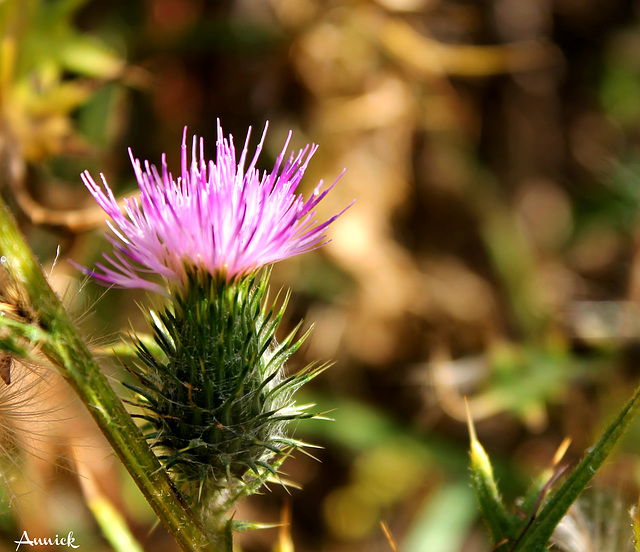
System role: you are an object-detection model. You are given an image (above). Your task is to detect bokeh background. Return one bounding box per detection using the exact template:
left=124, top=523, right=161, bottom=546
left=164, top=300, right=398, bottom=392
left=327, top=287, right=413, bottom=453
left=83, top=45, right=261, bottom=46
left=4, top=0, right=640, bottom=550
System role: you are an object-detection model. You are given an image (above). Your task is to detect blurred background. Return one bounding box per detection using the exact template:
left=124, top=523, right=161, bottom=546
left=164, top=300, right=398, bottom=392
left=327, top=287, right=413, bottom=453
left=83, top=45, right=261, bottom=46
left=3, top=0, right=640, bottom=550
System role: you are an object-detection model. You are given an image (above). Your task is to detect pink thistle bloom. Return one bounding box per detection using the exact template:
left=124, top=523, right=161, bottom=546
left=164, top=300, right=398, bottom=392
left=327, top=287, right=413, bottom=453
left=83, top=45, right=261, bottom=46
left=77, top=121, right=350, bottom=295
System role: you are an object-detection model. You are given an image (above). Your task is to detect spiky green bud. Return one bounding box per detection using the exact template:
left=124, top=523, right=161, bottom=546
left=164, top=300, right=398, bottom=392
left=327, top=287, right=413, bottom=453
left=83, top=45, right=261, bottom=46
left=125, top=270, right=323, bottom=505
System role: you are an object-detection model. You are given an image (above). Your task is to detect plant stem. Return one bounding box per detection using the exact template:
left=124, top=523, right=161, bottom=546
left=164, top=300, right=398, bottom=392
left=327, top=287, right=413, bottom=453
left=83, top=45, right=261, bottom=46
left=0, top=198, right=216, bottom=552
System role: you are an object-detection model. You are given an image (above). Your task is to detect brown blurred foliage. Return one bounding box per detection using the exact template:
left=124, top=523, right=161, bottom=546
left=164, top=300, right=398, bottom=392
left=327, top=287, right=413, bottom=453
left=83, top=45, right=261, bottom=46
left=5, top=0, right=640, bottom=551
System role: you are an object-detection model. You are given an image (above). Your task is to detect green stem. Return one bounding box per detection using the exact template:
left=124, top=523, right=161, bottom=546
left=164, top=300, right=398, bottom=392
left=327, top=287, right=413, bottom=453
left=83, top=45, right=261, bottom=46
left=0, top=198, right=217, bottom=552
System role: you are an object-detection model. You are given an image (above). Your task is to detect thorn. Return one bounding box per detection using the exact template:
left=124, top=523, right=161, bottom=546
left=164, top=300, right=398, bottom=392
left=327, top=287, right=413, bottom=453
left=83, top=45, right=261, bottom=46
left=380, top=521, right=398, bottom=552
left=276, top=500, right=294, bottom=552
left=465, top=396, right=477, bottom=443
left=552, top=437, right=571, bottom=468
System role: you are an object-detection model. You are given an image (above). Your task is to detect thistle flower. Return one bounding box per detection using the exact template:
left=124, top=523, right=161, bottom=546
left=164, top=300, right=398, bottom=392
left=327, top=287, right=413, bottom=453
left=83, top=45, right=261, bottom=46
left=77, top=122, right=349, bottom=531
left=78, top=120, right=348, bottom=294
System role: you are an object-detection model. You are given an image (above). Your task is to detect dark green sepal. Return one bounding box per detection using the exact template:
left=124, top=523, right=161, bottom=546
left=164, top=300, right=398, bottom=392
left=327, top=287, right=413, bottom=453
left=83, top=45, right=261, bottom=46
left=122, top=382, right=161, bottom=407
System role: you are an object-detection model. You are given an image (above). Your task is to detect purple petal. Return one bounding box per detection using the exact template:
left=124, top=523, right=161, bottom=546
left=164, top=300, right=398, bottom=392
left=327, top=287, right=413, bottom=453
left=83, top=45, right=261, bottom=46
left=74, top=121, right=351, bottom=292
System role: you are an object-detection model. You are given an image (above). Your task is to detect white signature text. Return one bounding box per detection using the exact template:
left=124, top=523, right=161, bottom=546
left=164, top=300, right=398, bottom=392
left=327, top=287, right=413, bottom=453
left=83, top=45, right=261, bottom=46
left=14, top=531, right=79, bottom=550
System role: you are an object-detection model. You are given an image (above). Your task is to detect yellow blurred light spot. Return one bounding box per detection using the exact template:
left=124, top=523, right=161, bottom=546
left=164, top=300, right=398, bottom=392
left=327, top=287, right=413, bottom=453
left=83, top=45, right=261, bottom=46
left=323, top=486, right=379, bottom=540
left=353, top=446, right=423, bottom=505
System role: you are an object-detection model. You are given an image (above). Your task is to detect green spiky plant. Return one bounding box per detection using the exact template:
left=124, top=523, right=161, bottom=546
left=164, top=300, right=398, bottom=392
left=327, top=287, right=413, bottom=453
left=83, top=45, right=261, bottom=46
left=127, top=271, right=326, bottom=530
left=469, top=384, right=640, bottom=551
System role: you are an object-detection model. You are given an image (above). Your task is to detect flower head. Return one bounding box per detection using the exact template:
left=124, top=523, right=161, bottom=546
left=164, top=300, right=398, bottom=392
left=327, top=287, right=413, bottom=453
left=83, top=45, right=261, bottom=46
left=79, top=120, right=348, bottom=294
